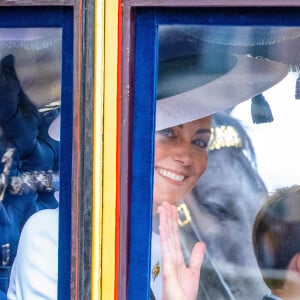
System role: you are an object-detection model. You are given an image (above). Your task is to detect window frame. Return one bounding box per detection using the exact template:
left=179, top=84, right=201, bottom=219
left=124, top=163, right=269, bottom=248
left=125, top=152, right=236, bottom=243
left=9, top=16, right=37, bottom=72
left=121, top=2, right=300, bottom=299
left=0, top=2, right=94, bottom=299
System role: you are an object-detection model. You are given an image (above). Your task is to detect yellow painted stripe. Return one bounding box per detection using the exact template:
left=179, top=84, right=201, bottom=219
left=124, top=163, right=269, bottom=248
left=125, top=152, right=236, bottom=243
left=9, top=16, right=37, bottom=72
left=92, top=0, right=104, bottom=299
left=101, top=0, right=120, bottom=299
left=93, top=0, right=119, bottom=298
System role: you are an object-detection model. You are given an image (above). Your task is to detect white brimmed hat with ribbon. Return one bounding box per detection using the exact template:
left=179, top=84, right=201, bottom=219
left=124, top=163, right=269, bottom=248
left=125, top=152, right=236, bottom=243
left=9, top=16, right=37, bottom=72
left=156, top=53, right=288, bottom=130
left=156, top=27, right=291, bottom=131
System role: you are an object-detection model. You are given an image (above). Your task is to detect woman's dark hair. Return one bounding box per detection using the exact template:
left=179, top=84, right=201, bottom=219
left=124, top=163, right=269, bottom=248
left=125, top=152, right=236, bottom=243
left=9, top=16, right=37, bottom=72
left=252, top=185, right=300, bottom=289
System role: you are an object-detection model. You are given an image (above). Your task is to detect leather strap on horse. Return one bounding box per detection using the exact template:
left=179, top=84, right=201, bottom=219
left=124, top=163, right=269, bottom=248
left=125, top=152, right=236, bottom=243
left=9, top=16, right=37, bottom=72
left=177, top=202, right=236, bottom=300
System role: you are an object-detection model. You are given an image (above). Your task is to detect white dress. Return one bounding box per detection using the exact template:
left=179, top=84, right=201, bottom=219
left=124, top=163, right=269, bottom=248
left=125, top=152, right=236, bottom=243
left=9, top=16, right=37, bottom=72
left=150, top=232, right=162, bottom=300
left=7, top=209, right=58, bottom=300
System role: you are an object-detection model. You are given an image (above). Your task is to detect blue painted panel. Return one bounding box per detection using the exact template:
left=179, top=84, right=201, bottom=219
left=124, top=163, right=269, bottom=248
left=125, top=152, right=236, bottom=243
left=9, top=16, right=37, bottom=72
left=129, top=8, right=157, bottom=300
left=0, top=7, right=73, bottom=300
left=129, top=6, right=300, bottom=300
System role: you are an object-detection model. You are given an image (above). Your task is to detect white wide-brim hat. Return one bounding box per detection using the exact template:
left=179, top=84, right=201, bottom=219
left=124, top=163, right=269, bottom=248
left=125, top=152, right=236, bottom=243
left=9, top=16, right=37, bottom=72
left=0, top=28, right=62, bottom=108
left=155, top=25, right=298, bottom=130
left=156, top=53, right=288, bottom=130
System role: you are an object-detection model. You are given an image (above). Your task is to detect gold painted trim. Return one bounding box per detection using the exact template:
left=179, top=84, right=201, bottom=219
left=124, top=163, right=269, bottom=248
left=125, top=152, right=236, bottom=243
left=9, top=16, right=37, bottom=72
left=93, top=0, right=119, bottom=299
left=102, top=0, right=119, bottom=298
left=92, top=0, right=104, bottom=299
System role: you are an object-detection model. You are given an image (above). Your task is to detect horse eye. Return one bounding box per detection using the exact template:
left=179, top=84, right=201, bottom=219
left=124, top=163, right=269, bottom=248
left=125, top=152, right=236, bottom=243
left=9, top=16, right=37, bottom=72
left=203, top=202, right=232, bottom=221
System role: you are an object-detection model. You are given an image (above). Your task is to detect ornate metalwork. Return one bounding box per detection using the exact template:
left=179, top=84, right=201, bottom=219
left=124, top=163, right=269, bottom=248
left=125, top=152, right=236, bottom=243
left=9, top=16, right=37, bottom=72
left=0, top=149, right=59, bottom=200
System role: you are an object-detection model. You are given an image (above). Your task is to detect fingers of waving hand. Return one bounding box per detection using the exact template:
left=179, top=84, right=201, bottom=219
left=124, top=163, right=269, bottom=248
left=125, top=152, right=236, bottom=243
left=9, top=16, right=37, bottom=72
left=189, top=241, right=206, bottom=278
left=158, top=202, right=184, bottom=273
left=158, top=202, right=206, bottom=300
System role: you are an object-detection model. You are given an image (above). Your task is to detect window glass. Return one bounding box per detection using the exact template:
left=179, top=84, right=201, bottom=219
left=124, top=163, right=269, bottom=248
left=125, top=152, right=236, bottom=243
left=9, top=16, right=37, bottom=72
left=0, top=28, right=61, bottom=299
left=151, top=25, right=300, bottom=300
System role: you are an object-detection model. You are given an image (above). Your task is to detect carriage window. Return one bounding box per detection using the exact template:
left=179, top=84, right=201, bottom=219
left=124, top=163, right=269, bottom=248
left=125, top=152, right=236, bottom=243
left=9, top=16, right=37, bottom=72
left=0, top=27, right=62, bottom=298
left=150, top=24, right=300, bottom=300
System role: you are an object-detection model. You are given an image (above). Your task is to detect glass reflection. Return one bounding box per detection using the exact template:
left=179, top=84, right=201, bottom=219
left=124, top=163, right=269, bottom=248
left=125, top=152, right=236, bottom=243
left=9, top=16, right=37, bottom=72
left=0, top=28, right=61, bottom=299
left=151, top=25, right=300, bottom=300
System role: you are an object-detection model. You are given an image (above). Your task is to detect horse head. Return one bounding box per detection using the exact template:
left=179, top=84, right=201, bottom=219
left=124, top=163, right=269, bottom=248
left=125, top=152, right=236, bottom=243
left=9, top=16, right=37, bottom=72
left=180, top=112, right=268, bottom=299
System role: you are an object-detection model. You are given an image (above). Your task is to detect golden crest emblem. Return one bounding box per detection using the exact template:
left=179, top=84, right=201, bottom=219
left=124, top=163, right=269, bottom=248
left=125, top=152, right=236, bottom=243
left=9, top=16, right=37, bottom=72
left=152, top=262, right=160, bottom=281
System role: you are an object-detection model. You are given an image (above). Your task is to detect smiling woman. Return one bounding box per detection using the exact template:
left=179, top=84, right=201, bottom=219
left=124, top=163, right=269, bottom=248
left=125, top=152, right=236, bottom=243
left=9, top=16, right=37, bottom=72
left=153, top=117, right=211, bottom=212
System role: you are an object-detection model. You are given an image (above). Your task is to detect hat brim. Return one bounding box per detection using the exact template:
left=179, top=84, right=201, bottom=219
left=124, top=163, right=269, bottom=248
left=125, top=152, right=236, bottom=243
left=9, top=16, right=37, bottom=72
left=156, top=55, right=288, bottom=130
left=48, top=115, right=60, bottom=142
left=158, top=26, right=300, bottom=67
